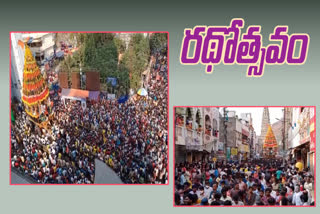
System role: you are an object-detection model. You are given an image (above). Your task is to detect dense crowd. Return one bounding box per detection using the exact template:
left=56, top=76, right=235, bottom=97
left=175, top=160, right=314, bottom=206
left=11, top=51, right=168, bottom=184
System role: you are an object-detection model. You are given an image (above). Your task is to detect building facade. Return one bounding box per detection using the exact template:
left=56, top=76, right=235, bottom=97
left=175, top=107, right=220, bottom=164
left=287, top=107, right=314, bottom=174
left=11, top=33, right=25, bottom=100
left=22, top=33, right=55, bottom=66
left=219, top=110, right=256, bottom=163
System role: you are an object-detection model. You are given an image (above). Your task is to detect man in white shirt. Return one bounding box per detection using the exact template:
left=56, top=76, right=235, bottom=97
left=204, top=181, right=213, bottom=198
left=304, top=176, right=313, bottom=204
left=292, top=186, right=303, bottom=205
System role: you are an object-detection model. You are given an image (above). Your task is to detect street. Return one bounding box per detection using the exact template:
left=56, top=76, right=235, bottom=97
left=175, top=107, right=315, bottom=206
left=94, top=159, right=123, bottom=184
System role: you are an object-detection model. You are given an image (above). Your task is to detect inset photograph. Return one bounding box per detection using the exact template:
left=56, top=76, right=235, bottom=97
left=174, top=106, right=315, bottom=206
left=10, top=32, right=168, bottom=184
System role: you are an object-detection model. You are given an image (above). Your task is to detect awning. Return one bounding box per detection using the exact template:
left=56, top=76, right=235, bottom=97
left=61, top=88, right=89, bottom=101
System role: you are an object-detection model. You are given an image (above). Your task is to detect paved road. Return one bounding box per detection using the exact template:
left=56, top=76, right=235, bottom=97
left=94, top=159, right=123, bottom=184
left=11, top=159, right=123, bottom=184
left=11, top=170, right=33, bottom=184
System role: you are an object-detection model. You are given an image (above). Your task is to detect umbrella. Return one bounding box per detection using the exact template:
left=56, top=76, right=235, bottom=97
left=137, top=88, right=148, bottom=96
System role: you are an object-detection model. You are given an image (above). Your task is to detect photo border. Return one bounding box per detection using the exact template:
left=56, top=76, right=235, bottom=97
left=9, top=31, right=170, bottom=186
left=173, top=106, right=316, bottom=207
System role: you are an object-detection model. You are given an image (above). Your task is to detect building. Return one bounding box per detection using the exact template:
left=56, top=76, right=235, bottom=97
left=218, top=109, right=253, bottom=163
left=175, top=107, right=220, bottom=164
left=219, top=110, right=237, bottom=162
left=252, top=131, right=258, bottom=159
left=240, top=113, right=254, bottom=160
left=309, top=107, right=315, bottom=175
left=240, top=120, right=250, bottom=161
left=22, top=33, right=55, bottom=66
left=11, top=33, right=55, bottom=100
left=203, top=107, right=220, bottom=160
left=287, top=107, right=313, bottom=174
left=11, top=33, right=25, bottom=100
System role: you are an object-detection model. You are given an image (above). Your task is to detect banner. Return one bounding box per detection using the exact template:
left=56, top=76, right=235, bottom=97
left=310, top=115, right=315, bottom=152
left=226, top=147, right=231, bottom=160
left=107, top=94, right=116, bottom=100
left=231, top=147, right=238, bottom=156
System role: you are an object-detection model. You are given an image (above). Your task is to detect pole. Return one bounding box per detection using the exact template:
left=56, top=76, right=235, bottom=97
left=283, top=108, right=286, bottom=165
left=223, top=108, right=227, bottom=164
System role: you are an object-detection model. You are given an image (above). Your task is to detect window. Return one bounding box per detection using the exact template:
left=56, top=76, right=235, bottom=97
left=205, top=115, right=211, bottom=135
left=186, top=108, right=193, bottom=129
left=212, top=119, right=218, bottom=137
left=195, top=110, right=201, bottom=130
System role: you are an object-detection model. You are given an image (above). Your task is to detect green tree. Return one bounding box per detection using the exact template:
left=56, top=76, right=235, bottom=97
left=82, top=34, right=118, bottom=81
left=59, top=33, right=148, bottom=95
left=61, top=54, right=78, bottom=73
left=114, top=37, right=126, bottom=54
left=150, top=33, right=167, bottom=52
left=122, top=34, right=150, bottom=91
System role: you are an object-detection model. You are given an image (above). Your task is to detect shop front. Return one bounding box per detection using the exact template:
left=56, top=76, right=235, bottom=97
left=186, top=151, right=205, bottom=163
left=293, top=143, right=310, bottom=170
left=231, top=147, right=238, bottom=162
left=293, top=108, right=311, bottom=171
left=185, top=128, right=203, bottom=163
left=309, top=111, right=315, bottom=175
left=238, top=143, right=250, bottom=162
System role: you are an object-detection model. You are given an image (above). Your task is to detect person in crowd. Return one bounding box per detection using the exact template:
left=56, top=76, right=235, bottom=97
left=175, top=159, right=314, bottom=206
left=11, top=51, right=168, bottom=184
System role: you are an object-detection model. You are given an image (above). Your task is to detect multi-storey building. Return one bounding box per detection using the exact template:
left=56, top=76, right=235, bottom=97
left=287, top=107, right=314, bottom=174
left=22, top=33, right=55, bottom=66
left=175, top=107, right=220, bottom=164
left=218, top=110, right=255, bottom=163
left=11, top=33, right=25, bottom=100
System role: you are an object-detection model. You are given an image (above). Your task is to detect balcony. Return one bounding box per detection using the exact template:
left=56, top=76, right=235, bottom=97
left=186, top=129, right=203, bottom=151
left=175, top=125, right=186, bottom=145
left=175, top=125, right=203, bottom=151
left=30, top=44, right=54, bottom=54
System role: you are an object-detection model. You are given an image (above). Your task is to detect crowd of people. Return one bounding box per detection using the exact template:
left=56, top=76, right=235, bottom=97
left=175, top=160, right=314, bottom=206
left=11, top=51, right=168, bottom=184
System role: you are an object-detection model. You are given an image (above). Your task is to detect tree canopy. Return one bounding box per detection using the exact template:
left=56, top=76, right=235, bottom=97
left=59, top=33, right=157, bottom=95
left=121, top=34, right=150, bottom=90
left=150, top=33, right=168, bottom=52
